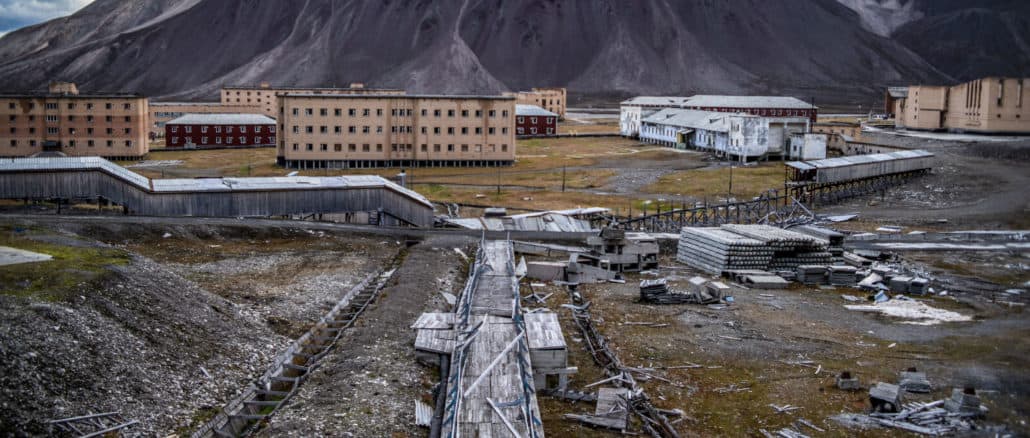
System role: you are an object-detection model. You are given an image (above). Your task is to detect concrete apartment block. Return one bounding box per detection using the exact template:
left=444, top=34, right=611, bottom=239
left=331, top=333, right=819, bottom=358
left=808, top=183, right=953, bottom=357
left=0, top=82, right=149, bottom=159
left=277, top=94, right=516, bottom=168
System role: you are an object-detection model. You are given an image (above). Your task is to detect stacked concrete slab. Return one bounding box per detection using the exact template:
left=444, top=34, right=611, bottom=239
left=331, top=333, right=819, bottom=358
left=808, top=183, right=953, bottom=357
left=677, top=225, right=832, bottom=274
left=676, top=227, right=774, bottom=274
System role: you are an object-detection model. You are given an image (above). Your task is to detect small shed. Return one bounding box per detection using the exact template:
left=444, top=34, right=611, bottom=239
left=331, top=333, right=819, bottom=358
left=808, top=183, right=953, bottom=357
left=412, top=312, right=456, bottom=365
left=525, top=311, right=572, bottom=389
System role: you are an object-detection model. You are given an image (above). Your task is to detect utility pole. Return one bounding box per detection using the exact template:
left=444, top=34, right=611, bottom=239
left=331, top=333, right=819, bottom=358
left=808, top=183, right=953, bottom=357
left=728, top=161, right=734, bottom=201
left=496, top=166, right=501, bottom=195
left=561, top=166, right=566, bottom=192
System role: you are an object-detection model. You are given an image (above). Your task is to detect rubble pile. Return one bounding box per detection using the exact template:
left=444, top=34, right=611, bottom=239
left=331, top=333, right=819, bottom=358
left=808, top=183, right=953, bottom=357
left=639, top=277, right=730, bottom=305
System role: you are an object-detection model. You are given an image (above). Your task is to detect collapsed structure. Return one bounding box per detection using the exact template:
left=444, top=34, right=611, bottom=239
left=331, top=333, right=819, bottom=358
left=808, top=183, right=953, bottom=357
left=638, top=108, right=812, bottom=161
left=413, top=240, right=555, bottom=437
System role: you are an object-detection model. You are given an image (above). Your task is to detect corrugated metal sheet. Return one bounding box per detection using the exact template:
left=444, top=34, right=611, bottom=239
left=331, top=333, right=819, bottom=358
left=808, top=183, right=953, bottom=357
left=685, top=95, right=816, bottom=109
left=641, top=108, right=730, bottom=132
left=516, top=105, right=558, bottom=117
left=415, top=400, right=434, bottom=427
left=166, top=114, right=276, bottom=125
left=787, top=150, right=935, bottom=184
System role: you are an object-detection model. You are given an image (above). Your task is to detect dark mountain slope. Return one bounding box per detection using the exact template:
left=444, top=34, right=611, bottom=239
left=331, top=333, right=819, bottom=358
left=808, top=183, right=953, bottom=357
left=894, top=2, right=1030, bottom=81
left=0, top=0, right=961, bottom=101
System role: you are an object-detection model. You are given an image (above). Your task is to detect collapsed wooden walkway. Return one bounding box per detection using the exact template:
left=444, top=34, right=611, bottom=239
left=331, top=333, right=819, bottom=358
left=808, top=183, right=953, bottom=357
left=441, top=239, right=545, bottom=437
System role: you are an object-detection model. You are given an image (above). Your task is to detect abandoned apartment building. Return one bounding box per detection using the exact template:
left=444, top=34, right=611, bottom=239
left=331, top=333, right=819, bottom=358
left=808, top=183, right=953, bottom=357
left=0, top=82, right=150, bottom=159
left=503, top=87, right=568, bottom=119
left=276, top=93, right=517, bottom=169
left=164, top=113, right=277, bottom=148
left=894, top=76, right=1030, bottom=134
left=638, top=107, right=814, bottom=162
left=620, top=95, right=818, bottom=138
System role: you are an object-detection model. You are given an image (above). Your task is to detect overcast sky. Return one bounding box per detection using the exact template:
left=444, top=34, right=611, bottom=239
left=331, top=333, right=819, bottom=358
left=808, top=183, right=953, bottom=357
left=0, top=0, right=94, bottom=37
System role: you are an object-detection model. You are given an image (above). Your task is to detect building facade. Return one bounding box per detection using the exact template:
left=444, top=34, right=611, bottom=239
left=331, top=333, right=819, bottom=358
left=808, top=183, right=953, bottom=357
left=150, top=102, right=262, bottom=138
left=165, top=114, right=277, bottom=148
left=277, top=94, right=516, bottom=168
left=621, top=95, right=817, bottom=137
left=504, top=88, right=567, bottom=119
left=515, top=105, right=558, bottom=136
left=812, top=121, right=865, bottom=149
left=640, top=108, right=810, bottom=161
left=222, top=83, right=405, bottom=118
left=895, top=77, right=1030, bottom=134
left=0, top=82, right=149, bottom=159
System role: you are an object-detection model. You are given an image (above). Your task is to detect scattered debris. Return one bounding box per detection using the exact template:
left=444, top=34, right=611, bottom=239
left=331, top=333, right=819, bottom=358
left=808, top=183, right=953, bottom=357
left=899, top=368, right=932, bottom=393
left=47, top=412, right=138, bottom=437
left=639, top=278, right=730, bottom=305
left=870, top=382, right=903, bottom=413
left=836, top=371, right=860, bottom=390
left=769, top=404, right=803, bottom=414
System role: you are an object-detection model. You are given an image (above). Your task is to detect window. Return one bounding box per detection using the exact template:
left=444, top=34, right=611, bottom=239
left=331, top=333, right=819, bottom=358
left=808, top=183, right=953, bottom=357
left=363, top=109, right=370, bottom=116
left=434, top=144, right=441, bottom=152
left=434, top=127, right=441, bottom=134
left=447, top=144, right=454, bottom=152
left=502, top=127, right=508, bottom=134
left=202, top=126, right=208, bottom=133
left=447, top=110, right=455, bottom=117
left=334, top=144, right=343, bottom=152
left=305, top=108, right=313, bottom=116
left=376, top=109, right=383, bottom=116
left=421, top=109, right=428, bottom=117
left=216, top=137, right=222, bottom=144
left=349, top=126, right=356, bottom=133
left=320, top=143, right=328, bottom=151
left=45, top=103, right=58, bottom=110
left=488, top=127, right=495, bottom=135
left=475, top=110, right=482, bottom=117
left=475, top=127, right=482, bottom=134
left=530, top=127, right=538, bottom=134
left=502, top=110, right=509, bottom=117
left=461, top=127, right=468, bottom=135
left=8, top=115, right=14, bottom=122
left=47, top=127, right=60, bottom=135
left=391, top=144, right=398, bottom=152
left=67, top=115, right=75, bottom=122
left=320, top=108, right=328, bottom=116
left=334, top=126, right=342, bottom=134
left=376, top=144, right=383, bottom=152
left=446, top=127, right=454, bottom=134
left=306, top=126, right=314, bottom=133
left=124, top=128, right=131, bottom=134
left=293, top=108, right=299, bottom=116
left=530, top=117, right=537, bottom=124
left=461, top=144, right=468, bottom=152
left=293, top=143, right=299, bottom=151
left=7, top=103, right=13, bottom=109
left=501, top=144, right=508, bottom=152
left=171, top=126, right=178, bottom=133
left=517, top=116, right=524, bottom=124
left=546, top=128, right=554, bottom=135
left=421, top=127, right=427, bottom=134
left=517, top=127, right=525, bottom=135
left=475, top=144, right=481, bottom=152
left=202, top=137, right=209, bottom=144
left=489, top=110, right=496, bottom=117
left=335, top=109, right=343, bottom=117
left=349, top=109, right=356, bottom=116
left=270, top=126, right=276, bottom=133
left=105, top=103, right=112, bottom=110
left=434, top=109, right=441, bottom=117
left=9, top=140, right=14, bottom=147
left=125, top=116, right=131, bottom=122
left=255, top=126, right=262, bottom=133
left=106, top=140, right=113, bottom=147
left=88, top=140, right=95, bottom=147
left=105, top=128, right=113, bottom=135
left=546, top=117, right=554, bottom=124
left=376, top=126, right=383, bottom=133
left=240, top=136, right=246, bottom=143
left=8, top=128, right=14, bottom=134
left=46, top=115, right=59, bottom=123
left=421, top=144, right=427, bottom=152
left=227, top=137, right=234, bottom=144
left=30, top=140, right=37, bottom=147
left=461, top=110, right=469, bottom=117
left=362, top=126, right=370, bottom=133
left=348, top=144, right=356, bottom=151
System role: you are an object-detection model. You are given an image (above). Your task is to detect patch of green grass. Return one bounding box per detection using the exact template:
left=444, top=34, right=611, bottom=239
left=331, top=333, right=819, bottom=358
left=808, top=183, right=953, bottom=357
left=0, top=227, right=129, bottom=301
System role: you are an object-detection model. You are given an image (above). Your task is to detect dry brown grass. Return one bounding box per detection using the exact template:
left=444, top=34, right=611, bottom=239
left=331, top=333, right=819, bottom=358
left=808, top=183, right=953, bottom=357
left=642, top=163, right=787, bottom=200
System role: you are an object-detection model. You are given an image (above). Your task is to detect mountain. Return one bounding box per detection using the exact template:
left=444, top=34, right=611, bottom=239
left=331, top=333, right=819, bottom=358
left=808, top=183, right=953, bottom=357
left=0, top=0, right=1019, bottom=103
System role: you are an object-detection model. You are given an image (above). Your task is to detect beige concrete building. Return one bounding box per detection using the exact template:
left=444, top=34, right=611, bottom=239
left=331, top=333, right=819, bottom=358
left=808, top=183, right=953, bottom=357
left=150, top=102, right=263, bottom=138
left=813, top=121, right=865, bottom=149
left=895, top=77, right=1030, bottom=134
left=1, top=82, right=149, bottom=159
left=277, top=94, right=516, bottom=168
left=222, top=82, right=405, bottom=118
left=504, top=87, right=567, bottom=119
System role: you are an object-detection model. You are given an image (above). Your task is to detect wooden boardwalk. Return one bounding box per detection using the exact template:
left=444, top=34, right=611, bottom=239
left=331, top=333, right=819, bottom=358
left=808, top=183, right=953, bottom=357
left=442, top=240, right=545, bottom=437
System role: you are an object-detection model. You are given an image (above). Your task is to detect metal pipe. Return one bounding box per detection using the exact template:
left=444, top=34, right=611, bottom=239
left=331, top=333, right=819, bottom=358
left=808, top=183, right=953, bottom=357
left=429, top=354, right=450, bottom=438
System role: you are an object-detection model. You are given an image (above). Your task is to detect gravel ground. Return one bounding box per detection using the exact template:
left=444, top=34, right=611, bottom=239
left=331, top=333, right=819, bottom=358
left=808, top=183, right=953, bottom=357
left=260, top=235, right=473, bottom=436
left=0, top=254, right=288, bottom=435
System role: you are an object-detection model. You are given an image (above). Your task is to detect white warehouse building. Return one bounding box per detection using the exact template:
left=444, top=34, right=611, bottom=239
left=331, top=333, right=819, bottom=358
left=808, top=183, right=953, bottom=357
left=640, top=108, right=811, bottom=162
left=620, top=95, right=817, bottom=138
